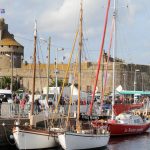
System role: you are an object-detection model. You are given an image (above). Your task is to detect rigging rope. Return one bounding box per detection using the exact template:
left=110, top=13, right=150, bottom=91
left=50, top=29, right=79, bottom=126
left=100, top=18, right=115, bottom=114
left=66, top=52, right=78, bottom=129
left=2, top=125, right=16, bottom=146
left=89, top=0, right=111, bottom=115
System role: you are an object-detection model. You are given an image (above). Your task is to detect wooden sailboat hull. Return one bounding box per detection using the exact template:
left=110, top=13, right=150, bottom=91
left=13, top=127, right=58, bottom=149
left=108, top=122, right=150, bottom=136
left=58, top=132, right=110, bottom=150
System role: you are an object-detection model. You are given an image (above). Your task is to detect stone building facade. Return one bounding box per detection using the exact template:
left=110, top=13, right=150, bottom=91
left=0, top=17, right=150, bottom=95
left=0, top=18, right=24, bottom=68
left=0, top=61, right=150, bottom=95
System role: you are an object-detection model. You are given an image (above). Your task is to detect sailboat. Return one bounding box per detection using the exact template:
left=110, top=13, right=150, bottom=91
left=92, top=0, right=150, bottom=136
left=113, top=85, right=143, bottom=115
left=113, top=102, right=143, bottom=116
left=13, top=21, right=60, bottom=149
left=58, top=1, right=110, bottom=149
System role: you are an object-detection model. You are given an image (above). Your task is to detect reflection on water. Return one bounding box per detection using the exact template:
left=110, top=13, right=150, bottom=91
left=108, top=131, right=150, bottom=150
left=1, top=131, right=150, bottom=150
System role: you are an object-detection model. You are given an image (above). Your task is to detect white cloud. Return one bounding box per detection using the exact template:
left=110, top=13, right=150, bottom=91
left=126, top=1, right=141, bottom=24
left=38, top=0, right=79, bottom=33
left=36, top=0, right=108, bottom=38
left=0, top=0, right=150, bottom=64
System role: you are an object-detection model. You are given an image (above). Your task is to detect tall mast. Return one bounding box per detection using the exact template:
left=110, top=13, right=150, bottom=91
left=46, top=37, right=51, bottom=105
left=112, top=0, right=117, bottom=119
left=30, top=20, right=37, bottom=118
left=76, top=0, right=83, bottom=131
left=89, top=0, right=111, bottom=115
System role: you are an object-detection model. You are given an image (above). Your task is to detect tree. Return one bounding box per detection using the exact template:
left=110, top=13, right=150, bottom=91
left=0, top=76, right=21, bottom=91
left=49, top=79, right=68, bottom=87
left=13, top=77, right=21, bottom=91
left=0, top=76, right=11, bottom=89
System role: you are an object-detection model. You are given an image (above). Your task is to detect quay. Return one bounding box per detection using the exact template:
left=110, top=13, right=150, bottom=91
left=0, top=102, right=110, bottom=146
left=1, top=101, right=150, bottom=146
left=0, top=117, right=29, bottom=146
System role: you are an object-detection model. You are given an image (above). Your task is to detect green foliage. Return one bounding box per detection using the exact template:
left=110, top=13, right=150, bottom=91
left=49, top=79, right=68, bottom=87
left=0, top=76, right=21, bottom=91
left=0, top=76, right=11, bottom=89
left=13, top=77, right=21, bottom=91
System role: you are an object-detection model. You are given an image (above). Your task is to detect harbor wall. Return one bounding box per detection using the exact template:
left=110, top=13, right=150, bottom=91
left=0, top=62, right=149, bottom=94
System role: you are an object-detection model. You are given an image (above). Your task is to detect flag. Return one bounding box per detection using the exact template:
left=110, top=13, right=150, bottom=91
left=0, top=9, right=5, bottom=14
left=116, top=85, right=123, bottom=92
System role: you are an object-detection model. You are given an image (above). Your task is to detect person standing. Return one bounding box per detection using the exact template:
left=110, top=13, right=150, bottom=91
left=20, top=97, right=26, bottom=117
left=0, top=99, right=2, bottom=115
left=14, top=95, right=20, bottom=115
left=34, top=98, right=41, bottom=114
left=2, top=95, right=7, bottom=102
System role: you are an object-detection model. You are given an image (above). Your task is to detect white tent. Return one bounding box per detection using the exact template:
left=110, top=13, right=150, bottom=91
left=63, top=85, right=88, bottom=102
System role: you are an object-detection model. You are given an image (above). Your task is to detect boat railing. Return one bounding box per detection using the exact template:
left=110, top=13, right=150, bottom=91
left=0, top=103, right=111, bottom=119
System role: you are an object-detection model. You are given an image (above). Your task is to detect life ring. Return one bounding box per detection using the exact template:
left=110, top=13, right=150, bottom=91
left=143, top=111, right=147, bottom=116
left=136, top=111, right=141, bottom=115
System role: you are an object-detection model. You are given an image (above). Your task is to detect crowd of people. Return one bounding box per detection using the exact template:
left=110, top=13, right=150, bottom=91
left=0, top=93, right=42, bottom=117
left=0, top=91, right=150, bottom=117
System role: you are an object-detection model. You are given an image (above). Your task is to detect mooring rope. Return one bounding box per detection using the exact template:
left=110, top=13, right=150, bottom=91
left=2, top=124, right=16, bottom=146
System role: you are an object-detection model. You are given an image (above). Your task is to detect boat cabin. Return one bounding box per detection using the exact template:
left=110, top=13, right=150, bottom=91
left=116, top=113, right=144, bottom=124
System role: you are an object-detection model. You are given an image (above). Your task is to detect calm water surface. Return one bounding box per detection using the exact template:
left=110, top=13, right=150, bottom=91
left=1, top=130, right=150, bottom=150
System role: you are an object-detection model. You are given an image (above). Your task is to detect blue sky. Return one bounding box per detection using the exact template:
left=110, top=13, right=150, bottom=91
left=1, top=0, right=150, bottom=65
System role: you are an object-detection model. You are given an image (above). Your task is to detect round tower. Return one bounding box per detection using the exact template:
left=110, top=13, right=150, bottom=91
left=0, top=18, right=24, bottom=68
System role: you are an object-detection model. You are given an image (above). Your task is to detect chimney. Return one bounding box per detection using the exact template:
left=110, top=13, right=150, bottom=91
left=0, top=18, right=4, bottom=40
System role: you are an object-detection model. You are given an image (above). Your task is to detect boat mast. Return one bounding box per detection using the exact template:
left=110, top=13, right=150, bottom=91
left=112, top=0, right=117, bottom=119
left=46, top=37, right=51, bottom=105
left=89, top=0, right=111, bottom=115
left=76, top=0, right=83, bottom=132
left=100, top=19, right=114, bottom=113
left=30, top=20, right=37, bottom=125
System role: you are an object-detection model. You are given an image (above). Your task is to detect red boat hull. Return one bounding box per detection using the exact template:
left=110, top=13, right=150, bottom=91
left=108, top=122, right=150, bottom=136
left=92, top=121, right=150, bottom=136
left=113, top=103, right=143, bottom=116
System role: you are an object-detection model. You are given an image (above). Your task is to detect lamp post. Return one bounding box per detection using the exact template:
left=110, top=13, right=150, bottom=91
left=141, top=72, right=144, bottom=91
left=134, top=69, right=140, bottom=103
left=55, top=48, right=64, bottom=104
left=123, top=73, right=126, bottom=90
left=40, top=37, right=51, bottom=105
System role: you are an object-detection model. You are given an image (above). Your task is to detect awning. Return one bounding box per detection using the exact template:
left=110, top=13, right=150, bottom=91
left=119, top=90, right=150, bottom=95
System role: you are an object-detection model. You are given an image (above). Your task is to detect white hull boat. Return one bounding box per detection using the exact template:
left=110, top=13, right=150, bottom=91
left=58, top=131, right=110, bottom=150
left=13, top=127, right=58, bottom=149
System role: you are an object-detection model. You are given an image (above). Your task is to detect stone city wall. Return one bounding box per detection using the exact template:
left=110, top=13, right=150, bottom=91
left=0, top=62, right=150, bottom=94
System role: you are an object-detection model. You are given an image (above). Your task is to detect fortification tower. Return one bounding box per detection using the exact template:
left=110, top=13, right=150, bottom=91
left=0, top=18, right=24, bottom=68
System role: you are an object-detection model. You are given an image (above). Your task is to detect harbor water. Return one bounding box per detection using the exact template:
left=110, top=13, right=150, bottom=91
left=1, top=104, right=150, bottom=150
left=1, top=129, right=150, bottom=150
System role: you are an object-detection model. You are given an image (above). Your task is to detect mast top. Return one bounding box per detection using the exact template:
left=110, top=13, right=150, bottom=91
left=34, top=20, right=37, bottom=37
